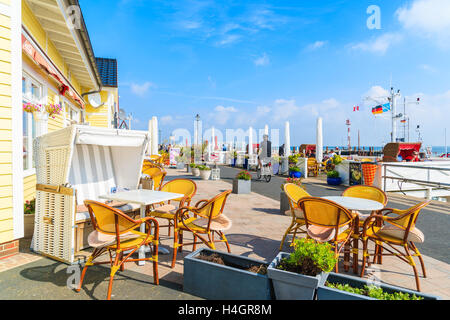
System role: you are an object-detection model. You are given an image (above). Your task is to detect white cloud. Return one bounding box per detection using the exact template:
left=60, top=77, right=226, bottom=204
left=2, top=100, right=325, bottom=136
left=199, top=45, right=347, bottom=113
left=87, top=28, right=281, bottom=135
left=211, top=105, right=238, bottom=125
left=254, top=53, right=270, bottom=66
left=351, top=33, right=402, bottom=55
left=161, top=116, right=173, bottom=124
left=363, top=86, right=390, bottom=106
left=306, top=41, right=327, bottom=51
left=215, top=34, right=241, bottom=46
left=419, top=64, right=437, bottom=73
left=130, top=82, right=154, bottom=96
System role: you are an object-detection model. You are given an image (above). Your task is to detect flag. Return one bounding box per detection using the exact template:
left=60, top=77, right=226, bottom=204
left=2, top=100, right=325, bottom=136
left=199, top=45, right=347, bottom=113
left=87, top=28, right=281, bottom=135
left=353, top=106, right=360, bottom=112
left=372, top=102, right=391, bottom=115
left=400, top=119, right=407, bottom=123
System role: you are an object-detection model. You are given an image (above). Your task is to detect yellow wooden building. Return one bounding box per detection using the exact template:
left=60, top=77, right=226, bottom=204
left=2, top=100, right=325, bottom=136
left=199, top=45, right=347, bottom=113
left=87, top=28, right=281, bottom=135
left=0, top=0, right=119, bottom=257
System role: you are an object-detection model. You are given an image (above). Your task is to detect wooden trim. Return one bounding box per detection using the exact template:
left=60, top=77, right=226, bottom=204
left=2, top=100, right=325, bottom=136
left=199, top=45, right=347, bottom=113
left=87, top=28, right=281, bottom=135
left=36, top=184, right=75, bottom=196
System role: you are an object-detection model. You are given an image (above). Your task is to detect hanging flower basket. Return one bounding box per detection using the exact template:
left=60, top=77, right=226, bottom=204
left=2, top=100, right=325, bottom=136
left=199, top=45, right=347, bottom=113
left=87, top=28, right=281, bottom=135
left=22, top=102, right=41, bottom=113
left=45, top=104, right=62, bottom=119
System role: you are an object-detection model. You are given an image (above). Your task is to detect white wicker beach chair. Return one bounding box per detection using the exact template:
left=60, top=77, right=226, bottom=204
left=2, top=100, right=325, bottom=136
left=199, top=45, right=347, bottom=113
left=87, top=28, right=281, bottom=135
left=33, top=125, right=150, bottom=264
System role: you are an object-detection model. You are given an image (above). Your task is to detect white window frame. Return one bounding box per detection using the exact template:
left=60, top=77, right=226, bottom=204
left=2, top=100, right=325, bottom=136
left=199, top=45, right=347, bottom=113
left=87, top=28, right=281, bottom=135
left=22, top=71, right=44, bottom=177
left=64, top=99, right=80, bottom=126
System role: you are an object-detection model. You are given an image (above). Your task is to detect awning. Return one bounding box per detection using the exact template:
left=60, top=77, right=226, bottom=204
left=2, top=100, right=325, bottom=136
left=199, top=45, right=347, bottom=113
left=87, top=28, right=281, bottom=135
left=22, top=34, right=85, bottom=109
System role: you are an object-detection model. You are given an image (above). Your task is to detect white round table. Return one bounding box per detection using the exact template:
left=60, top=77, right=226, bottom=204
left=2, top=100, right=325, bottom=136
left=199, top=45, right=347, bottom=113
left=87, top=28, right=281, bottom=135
left=321, top=196, right=384, bottom=274
left=321, top=196, right=384, bottom=211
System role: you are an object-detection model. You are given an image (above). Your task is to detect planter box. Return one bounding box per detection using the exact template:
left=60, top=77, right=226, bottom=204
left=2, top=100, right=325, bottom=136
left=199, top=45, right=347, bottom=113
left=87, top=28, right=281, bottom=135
left=183, top=248, right=274, bottom=300
left=318, top=272, right=441, bottom=300
left=267, top=252, right=326, bottom=300
left=192, top=168, right=200, bottom=176
left=176, top=162, right=185, bottom=169
left=327, top=177, right=342, bottom=186
left=24, top=214, right=35, bottom=239
left=199, top=170, right=211, bottom=180
left=289, top=171, right=302, bottom=178
left=280, top=191, right=290, bottom=215
left=232, top=179, right=251, bottom=194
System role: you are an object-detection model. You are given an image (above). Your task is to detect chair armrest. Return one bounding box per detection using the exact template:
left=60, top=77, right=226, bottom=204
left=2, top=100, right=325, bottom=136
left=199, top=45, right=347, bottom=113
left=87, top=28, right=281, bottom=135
left=194, top=199, right=209, bottom=207
left=361, top=214, right=388, bottom=237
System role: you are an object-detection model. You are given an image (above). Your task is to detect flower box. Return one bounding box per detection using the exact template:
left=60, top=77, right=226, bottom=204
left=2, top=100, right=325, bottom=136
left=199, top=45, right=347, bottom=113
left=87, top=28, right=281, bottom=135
left=183, top=248, right=274, bottom=300
left=267, top=252, right=327, bottom=300
left=317, top=272, right=441, bottom=300
left=232, top=178, right=251, bottom=194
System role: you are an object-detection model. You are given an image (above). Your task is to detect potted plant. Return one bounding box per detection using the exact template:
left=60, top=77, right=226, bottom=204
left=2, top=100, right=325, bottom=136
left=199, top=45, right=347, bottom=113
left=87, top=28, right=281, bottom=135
left=191, top=164, right=200, bottom=177
left=232, top=170, right=251, bottom=194
left=288, top=154, right=299, bottom=165
left=198, top=165, right=211, bottom=180
left=288, top=165, right=302, bottom=178
left=280, top=178, right=305, bottom=215
left=183, top=248, right=274, bottom=300
left=187, top=162, right=195, bottom=173
left=24, top=198, right=36, bottom=239
left=326, top=170, right=342, bottom=185
left=267, top=238, right=336, bottom=300
left=318, top=272, right=441, bottom=300
left=175, top=155, right=186, bottom=169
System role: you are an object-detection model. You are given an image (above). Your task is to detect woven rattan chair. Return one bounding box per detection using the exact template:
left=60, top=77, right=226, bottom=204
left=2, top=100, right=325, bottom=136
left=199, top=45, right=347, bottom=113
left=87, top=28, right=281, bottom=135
left=149, top=179, right=197, bottom=236
left=76, top=200, right=159, bottom=300
left=360, top=201, right=430, bottom=291
left=298, top=197, right=356, bottom=272
left=279, top=183, right=310, bottom=250
left=307, top=158, right=319, bottom=177
left=171, top=190, right=232, bottom=268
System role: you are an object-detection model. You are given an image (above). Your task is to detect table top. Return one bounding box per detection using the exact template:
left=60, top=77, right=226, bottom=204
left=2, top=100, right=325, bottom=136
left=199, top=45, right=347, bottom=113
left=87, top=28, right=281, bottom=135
left=99, top=189, right=184, bottom=206
left=321, top=196, right=384, bottom=211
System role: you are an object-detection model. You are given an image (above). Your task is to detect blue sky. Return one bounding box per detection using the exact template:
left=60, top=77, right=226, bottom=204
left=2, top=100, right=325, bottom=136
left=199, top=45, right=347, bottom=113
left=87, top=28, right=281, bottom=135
left=80, top=0, right=450, bottom=148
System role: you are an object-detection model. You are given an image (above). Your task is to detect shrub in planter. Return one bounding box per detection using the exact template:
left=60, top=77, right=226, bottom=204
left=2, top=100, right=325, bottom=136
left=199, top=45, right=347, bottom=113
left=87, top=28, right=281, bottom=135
left=267, top=238, right=336, bottom=300
left=232, top=170, right=251, bottom=194
left=288, top=154, right=300, bottom=165
left=183, top=248, right=274, bottom=300
left=326, top=170, right=342, bottom=185
left=24, top=199, right=36, bottom=239
left=198, top=165, right=211, bottom=180
left=191, top=164, right=200, bottom=176
left=289, top=165, right=302, bottom=178
left=318, top=272, right=440, bottom=300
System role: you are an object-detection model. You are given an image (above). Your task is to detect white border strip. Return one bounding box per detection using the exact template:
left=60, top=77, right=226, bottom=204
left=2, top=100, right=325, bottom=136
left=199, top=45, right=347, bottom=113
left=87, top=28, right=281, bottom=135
left=11, top=1, right=24, bottom=239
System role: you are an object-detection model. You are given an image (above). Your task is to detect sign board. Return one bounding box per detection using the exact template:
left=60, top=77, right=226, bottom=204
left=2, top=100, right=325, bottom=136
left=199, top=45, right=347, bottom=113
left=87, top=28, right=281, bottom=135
left=170, top=147, right=180, bottom=166
left=349, top=162, right=362, bottom=185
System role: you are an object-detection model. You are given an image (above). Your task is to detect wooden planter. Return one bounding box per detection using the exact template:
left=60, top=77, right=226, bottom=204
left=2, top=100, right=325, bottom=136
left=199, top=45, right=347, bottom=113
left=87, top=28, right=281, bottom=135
left=317, top=272, right=441, bottom=300
left=183, top=248, right=274, bottom=300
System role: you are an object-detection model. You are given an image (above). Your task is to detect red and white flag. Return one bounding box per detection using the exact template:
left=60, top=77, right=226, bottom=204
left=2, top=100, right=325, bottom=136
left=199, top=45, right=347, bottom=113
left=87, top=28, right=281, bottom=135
left=353, top=106, right=360, bottom=112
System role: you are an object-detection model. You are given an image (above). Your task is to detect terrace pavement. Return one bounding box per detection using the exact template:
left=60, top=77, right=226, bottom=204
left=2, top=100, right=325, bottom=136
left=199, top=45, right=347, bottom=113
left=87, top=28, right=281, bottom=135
left=0, top=166, right=449, bottom=299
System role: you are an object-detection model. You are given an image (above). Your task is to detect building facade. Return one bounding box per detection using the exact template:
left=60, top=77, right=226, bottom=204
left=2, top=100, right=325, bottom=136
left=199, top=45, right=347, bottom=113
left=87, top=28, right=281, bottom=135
left=0, top=0, right=119, bottom=258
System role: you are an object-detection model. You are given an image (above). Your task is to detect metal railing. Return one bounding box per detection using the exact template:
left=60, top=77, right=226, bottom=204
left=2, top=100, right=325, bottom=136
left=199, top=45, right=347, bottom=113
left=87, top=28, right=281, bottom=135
left=382, top=163, right=450, bottom=193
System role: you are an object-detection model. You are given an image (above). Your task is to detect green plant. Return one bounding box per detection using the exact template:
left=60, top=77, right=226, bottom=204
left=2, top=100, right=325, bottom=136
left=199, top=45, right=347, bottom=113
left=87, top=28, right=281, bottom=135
left=325, top=282, right=424, bottom=300
left=332, top=155, right=343, bottom=165
left=189, top=163, right=197, bottom=168
left=198, top=165, right=211, bottom=171
left=24, top=199, right=35, bottom=215
left=281, top=178, right=305, bottom=191
left=236, top=170, right=252, bottom=180
left=289, top=165, right=301, bottom=172
left=277, top=238, right=336, bottom=276
left=327, top=170, right=339, bottom=178
left=288, top=154, right=299, bottom=164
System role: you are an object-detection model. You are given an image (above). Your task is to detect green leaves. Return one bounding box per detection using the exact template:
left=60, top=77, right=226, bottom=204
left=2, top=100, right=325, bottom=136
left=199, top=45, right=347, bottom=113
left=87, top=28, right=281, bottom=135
left=325, top=282, right=424, bottom=300
left=326, top=170, right=339, bottom=178
left=278, top=239, right=336, bottom=276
